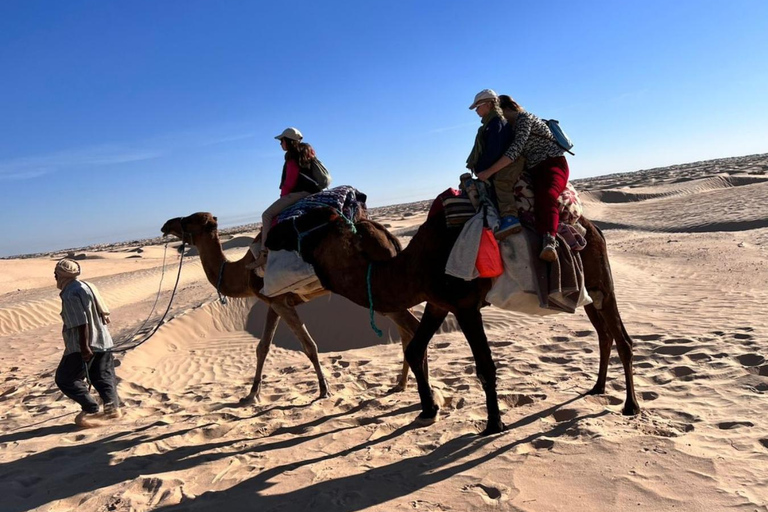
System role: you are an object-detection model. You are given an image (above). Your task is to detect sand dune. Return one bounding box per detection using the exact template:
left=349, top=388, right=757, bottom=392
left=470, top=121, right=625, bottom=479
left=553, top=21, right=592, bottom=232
left=1, top=153, right=767, bottom=511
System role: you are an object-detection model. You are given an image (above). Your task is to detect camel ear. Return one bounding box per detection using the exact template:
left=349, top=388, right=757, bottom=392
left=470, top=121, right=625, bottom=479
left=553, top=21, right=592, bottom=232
left=213, top=216, right=217, bottom=222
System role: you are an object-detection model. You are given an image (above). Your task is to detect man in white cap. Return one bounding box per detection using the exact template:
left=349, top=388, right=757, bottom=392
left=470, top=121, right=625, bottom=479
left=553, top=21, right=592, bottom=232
left=54, top=258, right=120, bottom=427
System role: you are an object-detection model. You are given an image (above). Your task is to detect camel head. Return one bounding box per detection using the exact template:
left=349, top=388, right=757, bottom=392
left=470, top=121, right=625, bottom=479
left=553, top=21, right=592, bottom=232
left=161, top=212, right=218, bottom=245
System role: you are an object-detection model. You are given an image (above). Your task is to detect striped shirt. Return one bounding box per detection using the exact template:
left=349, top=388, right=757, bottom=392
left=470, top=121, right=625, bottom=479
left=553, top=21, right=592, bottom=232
left=503, top=111, right=565, bottom=169
left=59, top=280, right=113, bottom=355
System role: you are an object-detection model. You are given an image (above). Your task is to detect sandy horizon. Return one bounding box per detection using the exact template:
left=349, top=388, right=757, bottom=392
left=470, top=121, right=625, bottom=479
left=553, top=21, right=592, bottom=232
left=1, top=152, right=767, bottom=511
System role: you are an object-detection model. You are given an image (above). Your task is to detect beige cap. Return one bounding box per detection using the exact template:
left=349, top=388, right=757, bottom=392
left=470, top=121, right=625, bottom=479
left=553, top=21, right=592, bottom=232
left=274, top=127, right=303, bottom=141
left=469, top=89, right=498, bottom=110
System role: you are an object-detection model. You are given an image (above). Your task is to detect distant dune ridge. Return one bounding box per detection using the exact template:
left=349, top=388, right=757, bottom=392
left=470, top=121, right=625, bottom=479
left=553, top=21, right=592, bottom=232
left=1, top=152, right=767, bottom=511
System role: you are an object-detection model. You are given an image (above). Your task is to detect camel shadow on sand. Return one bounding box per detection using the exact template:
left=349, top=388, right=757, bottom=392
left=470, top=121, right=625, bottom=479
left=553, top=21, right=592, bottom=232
left=0, top=395, right=606, bottom=512
left=152, top=395, right=606, bottom=512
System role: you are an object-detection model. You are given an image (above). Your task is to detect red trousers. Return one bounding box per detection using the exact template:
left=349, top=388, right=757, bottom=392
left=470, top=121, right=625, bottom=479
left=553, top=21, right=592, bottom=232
left=531, top=156, right=569, bottom=236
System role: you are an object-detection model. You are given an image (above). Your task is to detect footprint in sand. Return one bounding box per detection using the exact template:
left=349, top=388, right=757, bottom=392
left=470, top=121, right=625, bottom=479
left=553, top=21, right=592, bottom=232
left=463, top=482, right=508, bottom=503
left=733, top=333, right=753, bottom=340
left=759, top=439, right=768, bottom=450
left=635, top=334, right=664, bottom=341
left=585, top=394, right=623, bottom=406
left=717, top=421, right=754, bottom=430
left=531, top=438, right=555, bottom=450
left=573, top=330, right=593, bottom=338
left=641, top=391, right=659, bottom=401
left=736, top=354, right=765, bottom=367
left=671, top=366, right=696, bottom=379
left=663, top=337, right=695, bottom=345
left=654, top=345, right=695, bottom=356
left=500, top=393, right=546, bottom=408
left=552, top=409, right=579, bottom=422
left=539, top=355, right=572, bottom=364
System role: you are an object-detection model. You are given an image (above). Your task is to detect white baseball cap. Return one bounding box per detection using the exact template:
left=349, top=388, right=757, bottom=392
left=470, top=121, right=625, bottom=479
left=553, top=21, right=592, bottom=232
left=274, top=127, right=303, bottom=141
left=469, top=89, right=498, bottom=110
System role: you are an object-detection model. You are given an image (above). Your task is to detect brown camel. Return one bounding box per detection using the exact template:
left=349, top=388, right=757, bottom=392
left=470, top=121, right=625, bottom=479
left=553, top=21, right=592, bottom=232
left=160, top=213, right=420, bottom=404
left=284, top=205, right=640, bottom=435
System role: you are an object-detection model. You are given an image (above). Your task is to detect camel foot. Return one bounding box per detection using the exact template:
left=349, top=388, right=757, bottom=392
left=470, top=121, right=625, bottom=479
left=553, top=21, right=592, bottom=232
left=622, top=402, right=641, bottom=416
left=75, top=411, right=106, bottom=428
left=239, top=394, right=258, bottom=406
left=387, top=383, right=406, bottom=394
left=586, top=384, right=605, bottom=396
left=480, top=419, right=505, bottom=436
left=415, top=405, right=440, bottom=426
left=317, top=381, right=331, bottom=399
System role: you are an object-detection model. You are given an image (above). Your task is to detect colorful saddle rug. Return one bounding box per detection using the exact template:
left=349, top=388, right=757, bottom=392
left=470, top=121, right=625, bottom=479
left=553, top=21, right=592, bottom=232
left=514, top=173, right=583, bottom=226
left=430, top=174, right=583, bottom=229
left=267, top=185, right=367, bottom=252
left=276, top=185, right=367, bottom=226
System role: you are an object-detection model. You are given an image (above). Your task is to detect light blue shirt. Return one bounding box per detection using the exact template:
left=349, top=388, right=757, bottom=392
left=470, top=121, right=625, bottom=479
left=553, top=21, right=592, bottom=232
left=59, top=280, right=114, bottom=355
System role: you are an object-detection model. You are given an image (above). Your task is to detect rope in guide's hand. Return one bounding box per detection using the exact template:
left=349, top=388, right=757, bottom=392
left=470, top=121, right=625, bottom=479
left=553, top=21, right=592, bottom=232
left=110, top=238, right=187, bottom=354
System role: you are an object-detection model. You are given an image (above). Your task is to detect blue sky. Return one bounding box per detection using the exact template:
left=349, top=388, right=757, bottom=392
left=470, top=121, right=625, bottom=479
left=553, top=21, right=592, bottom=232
left=2, top=1, right=767, bottom=257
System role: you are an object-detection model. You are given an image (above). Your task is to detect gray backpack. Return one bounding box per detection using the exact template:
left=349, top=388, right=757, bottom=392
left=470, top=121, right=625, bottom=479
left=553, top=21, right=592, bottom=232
left=304, top=158, right=332, bottom=190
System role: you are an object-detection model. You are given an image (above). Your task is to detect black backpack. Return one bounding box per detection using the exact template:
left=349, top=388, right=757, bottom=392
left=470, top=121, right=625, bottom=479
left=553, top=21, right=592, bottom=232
left=303, top=158, right=332, bottom=190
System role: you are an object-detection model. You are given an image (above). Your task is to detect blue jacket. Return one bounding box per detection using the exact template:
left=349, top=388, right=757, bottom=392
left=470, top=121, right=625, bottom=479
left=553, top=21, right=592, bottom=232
left=475, top=117, right=513, bottom=174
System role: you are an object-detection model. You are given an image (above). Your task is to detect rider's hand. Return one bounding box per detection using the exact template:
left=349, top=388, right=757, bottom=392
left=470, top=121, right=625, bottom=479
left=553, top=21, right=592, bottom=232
left=477, top=170, right=494, bottom=182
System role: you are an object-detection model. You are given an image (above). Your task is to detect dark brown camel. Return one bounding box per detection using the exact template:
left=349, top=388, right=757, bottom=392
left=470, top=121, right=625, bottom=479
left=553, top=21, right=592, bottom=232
left=287, top=205, right=640, bottom=435
left=160, top=213, right=420, bottom=404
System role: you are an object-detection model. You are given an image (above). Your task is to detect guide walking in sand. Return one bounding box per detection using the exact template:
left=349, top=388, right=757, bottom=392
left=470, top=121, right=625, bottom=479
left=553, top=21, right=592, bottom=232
left=54, top=258, right=121, bottom=427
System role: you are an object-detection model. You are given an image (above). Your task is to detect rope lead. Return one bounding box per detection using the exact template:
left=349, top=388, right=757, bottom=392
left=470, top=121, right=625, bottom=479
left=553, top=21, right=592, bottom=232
left=367, top=263, right=383, bottom=338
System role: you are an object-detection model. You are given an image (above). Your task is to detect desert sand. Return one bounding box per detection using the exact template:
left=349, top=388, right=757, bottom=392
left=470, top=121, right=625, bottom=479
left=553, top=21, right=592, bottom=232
left=1, top=153, right=767, bottom=511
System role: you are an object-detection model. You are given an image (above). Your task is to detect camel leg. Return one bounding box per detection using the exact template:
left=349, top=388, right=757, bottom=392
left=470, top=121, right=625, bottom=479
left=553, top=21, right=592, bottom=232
left=584, top=303, right=612, bottom=396
left=270, top=300, right=330, bottom=399
left=383, top=309, right=421, bottom=393
left=405, top=303, right=447, bottom=423
left=455, top=308, right=504, bottom=435
left=601, top=294, right=640, bottom=415
left=240, top=306, right=281, bottom=404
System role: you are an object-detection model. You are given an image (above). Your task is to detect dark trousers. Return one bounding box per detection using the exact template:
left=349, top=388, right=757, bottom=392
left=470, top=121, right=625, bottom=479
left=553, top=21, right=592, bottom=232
left=55, top=351, right=120, bottom=413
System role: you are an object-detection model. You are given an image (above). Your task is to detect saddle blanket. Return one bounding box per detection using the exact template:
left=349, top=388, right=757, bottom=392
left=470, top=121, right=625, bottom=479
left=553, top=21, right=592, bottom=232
left=276, top=185, right=367, bottom=226
left=431, top=173, right=584, bottom=229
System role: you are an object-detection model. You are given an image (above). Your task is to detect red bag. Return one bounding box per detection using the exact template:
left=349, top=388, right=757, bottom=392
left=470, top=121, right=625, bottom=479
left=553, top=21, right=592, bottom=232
left=475, top=228, right=503, bottom=278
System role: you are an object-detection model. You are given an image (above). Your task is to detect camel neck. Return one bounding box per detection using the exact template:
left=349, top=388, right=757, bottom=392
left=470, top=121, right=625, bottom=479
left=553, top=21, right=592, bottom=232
left=196, top=232, right=260, bottom=298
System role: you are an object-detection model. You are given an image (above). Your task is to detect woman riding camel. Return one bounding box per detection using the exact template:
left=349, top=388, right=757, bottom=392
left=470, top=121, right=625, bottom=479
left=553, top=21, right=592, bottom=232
left=252, top=127, right=323, bottom=268
left=466, top=89, right=526, bottom=239
left=477, top=94, right=570, bottom=262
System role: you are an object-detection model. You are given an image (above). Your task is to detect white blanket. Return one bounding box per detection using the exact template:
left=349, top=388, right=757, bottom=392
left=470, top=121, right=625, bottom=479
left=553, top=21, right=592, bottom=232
left=486, top=232, right=561, bottom=316
left=261, top=250, right=320, bottom=297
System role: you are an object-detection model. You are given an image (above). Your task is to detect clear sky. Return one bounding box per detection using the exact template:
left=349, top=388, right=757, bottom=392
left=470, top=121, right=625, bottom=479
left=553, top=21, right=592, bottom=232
left=2, top=1, right=767, bottom=257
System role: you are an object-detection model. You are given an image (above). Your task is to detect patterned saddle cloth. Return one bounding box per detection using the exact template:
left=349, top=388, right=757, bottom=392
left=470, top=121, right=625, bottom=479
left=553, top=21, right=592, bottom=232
left=432, top=173, right=583, bottom=228
left=267, top=185, right=367, bottom=252
left=276, top=185, right=367, bottom=226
